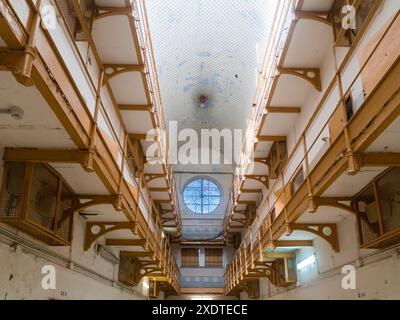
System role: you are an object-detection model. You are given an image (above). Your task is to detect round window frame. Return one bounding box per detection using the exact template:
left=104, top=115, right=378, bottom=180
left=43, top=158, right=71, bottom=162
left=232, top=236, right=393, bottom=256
left=182, top=176, right=223, bottom=215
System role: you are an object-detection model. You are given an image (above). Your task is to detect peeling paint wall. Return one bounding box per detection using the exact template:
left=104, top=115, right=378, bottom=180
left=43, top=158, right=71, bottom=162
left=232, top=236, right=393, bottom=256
left=259, top=254, right=400, bottom=300
left=0, top=149, right=147, bottom=300
left=0, top=216, right=148, bottom=300
left=0, top=243, right=145, bottom=300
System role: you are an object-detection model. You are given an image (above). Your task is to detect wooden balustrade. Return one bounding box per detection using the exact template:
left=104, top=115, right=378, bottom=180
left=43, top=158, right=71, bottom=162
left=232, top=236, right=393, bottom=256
left=0, top=0, right=180, bottom=293
left=225, top=3, right=397, bottom=295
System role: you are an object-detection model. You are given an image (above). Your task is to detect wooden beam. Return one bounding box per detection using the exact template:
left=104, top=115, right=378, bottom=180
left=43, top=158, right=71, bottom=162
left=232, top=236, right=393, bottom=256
left=77, top=194, right=124, bottom=211
left=104, top=63, right=145, bottom=72
left=96, top=7, right=132, bottom=12
left=84, top=222, right=136, bottom=251
left=129, top=133, right=158, bottom=141
left=240, top=189, right=262, bottom=193
left=140, top=261, right=159, bottom=267
left=236, top=200, right=257, bottom=205
left=120, top=251, right=154, bottom=257
left=154, top=199, right=172, bottom=204
left=244, top=272, right=269, bottom=278
left=256, top=135, right=287, bottom=142
left=0, top=48, right=34, bottom=86
left=315, top=197, right=354, bottom=214
left=94, top=7, right=133, bottom=20
left=119, top=104, right=153, bottom=112
left=105, top=239, right=146, bottom=246
left=254, top=158, right=269, bottom=166
left=361, top=152, right=400, bottom=167
left=4, top=148, right=91, bottom=165
left=287, top=223, right=339, bottom=252
left=144, top=174, right=167, bottom=183
left=294, top=10, right=330, bottom=16
left=269, top=240, right=313, bottom=249
left=103, top=64, right=146, bottom=80
left=244, top=175, right=269, bottom=189
left=266, top=106, right=301, bottom=114
left=294, top=10, right=332, bottom=26
left=263, top=252, right=296, bottom=259
left=277, top=67, right=322, bottom=92
left=149, top=188, right=170, bottom=192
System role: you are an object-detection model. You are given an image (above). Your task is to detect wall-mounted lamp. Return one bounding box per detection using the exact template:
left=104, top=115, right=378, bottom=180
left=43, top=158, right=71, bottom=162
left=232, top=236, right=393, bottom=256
left=94, top=244, right=119, bottom=265
left=0, top=106, right=24, bottom=121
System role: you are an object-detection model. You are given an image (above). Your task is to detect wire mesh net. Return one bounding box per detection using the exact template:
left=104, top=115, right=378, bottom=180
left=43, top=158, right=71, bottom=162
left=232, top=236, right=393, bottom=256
left=0, top=162, right=27, bottom=219
left=55, top=183, right=75, bottom=241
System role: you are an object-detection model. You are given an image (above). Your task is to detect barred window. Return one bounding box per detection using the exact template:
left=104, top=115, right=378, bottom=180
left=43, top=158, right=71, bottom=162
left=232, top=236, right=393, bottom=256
left=183, top=178, right=221, bottom=214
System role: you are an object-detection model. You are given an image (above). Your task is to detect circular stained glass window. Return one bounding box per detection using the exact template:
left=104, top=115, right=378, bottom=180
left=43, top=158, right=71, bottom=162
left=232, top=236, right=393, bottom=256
left=183, top=177, right=222, bottom=214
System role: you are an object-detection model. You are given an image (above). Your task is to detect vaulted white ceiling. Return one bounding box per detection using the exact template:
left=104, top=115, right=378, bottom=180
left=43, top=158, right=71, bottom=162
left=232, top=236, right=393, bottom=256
left=147, top=0, right=279, bottom=172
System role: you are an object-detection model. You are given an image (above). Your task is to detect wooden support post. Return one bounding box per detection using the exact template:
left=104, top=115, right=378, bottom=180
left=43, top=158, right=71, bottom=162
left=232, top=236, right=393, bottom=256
left=302, top=134, right=317, bottom=212
left=281, top=173, right=289, bottom=226
left=14, top=0, right=42, bottom=86
left=258, top=230, right=263, bottom=263
left=250, top=231, right=255, bottom=269
left=86, top=70, right=105, bottom=172
left=244, top=241, right=248, bottom=275
left=334, top=46, right=359, bottom=175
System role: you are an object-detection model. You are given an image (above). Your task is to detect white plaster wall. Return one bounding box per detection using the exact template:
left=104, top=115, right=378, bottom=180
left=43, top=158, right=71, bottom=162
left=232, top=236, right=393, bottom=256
left=260, top=253, right=400, bottom=300
left=0, top=243, right=145, bottom=300
left=69, top=216, right=118, bottom=279
left=285, top=37, right=337, bottom=179
left=287, top=40, right=337, bottom=157
left=0, top=176, right=146, bottom=300
left=254, top=215, right=400, bottom=300
left=0, top=221, right=147, bottom=300
left=340, top=0, right=400, bottom=94
left=284, top=0, right=400, bottom=180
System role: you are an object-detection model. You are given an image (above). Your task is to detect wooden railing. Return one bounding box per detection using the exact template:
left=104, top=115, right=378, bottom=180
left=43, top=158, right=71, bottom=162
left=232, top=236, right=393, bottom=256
left=1, top=0, right=180, bottom=291
left=225, top=3, right=398, bottom=293
left=224, top=0, right=295, bottom=235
